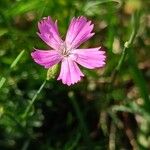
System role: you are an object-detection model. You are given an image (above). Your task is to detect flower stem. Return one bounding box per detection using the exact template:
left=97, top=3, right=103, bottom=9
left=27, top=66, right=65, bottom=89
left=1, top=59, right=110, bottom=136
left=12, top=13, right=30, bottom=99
left=110, top=12, right=139, bottom=84
left=23, top=80, right=47, bottom=118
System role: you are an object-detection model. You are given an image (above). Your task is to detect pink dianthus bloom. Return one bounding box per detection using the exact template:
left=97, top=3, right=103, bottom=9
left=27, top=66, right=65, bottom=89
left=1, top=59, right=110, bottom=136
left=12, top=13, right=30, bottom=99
left=31, top=16, right=106, bottom=86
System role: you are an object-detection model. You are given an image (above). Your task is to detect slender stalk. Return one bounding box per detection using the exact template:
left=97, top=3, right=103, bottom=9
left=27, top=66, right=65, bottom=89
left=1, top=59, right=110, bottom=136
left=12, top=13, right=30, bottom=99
left=21, top=140, right=30, bottom=150
left=23, top=80, right=47, bottom=118
left=110, top=12, right=139, bottom=84
left=0, top=77, right=6, bottom=89
left=68, top=133, right=81, bottom=150
left=0, top=50, right=25, bottom=90
left=107, top=11, right=140, bottom=149
left=10, top=50, right=25, bottom=69
left=68, top=92, right=92, bottom=146
left=109, top=122, right=116, bottom=150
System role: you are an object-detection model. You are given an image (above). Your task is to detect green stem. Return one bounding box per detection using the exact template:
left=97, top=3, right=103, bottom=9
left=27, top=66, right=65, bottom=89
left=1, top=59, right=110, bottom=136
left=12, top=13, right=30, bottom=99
left=0, top=50, right=25, bottom=90
left=68, top=133, right=81, bottom=150
left=109, top=122, right=116, bottom=150
left=128, top=48, right=150, bottom=111
left=68, top=92, right=92, bottom=146
left=10, top=50, right=25, bottom=69
left=0, top=77, right=6, bottom=89
left=110, top=12, right=139, bottom=84
left=23, top=80, right=47, bottom=118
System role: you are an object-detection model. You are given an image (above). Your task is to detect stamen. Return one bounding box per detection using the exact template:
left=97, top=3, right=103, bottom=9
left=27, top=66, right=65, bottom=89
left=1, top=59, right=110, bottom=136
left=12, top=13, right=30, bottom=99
left=59, top=42, right=71, bottom=57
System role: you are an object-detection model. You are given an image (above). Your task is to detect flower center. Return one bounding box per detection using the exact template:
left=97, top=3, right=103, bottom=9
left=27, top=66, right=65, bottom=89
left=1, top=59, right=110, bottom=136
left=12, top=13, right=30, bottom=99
left=60, top=42, right=71, bottom=57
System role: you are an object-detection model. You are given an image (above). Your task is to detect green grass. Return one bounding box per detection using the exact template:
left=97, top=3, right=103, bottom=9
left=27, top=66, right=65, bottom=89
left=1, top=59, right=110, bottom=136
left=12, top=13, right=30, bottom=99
left=0, top=0, right=150, bottom=149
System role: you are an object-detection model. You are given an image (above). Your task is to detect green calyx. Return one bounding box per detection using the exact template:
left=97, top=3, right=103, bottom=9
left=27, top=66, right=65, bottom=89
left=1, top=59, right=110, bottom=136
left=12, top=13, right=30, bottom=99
left=46, top=64, right=60, bottom=80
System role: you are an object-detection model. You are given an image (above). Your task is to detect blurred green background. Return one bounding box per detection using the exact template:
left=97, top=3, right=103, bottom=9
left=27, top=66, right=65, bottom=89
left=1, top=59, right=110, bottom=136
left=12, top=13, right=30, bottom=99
left=0, top=0, right=150, bottom=149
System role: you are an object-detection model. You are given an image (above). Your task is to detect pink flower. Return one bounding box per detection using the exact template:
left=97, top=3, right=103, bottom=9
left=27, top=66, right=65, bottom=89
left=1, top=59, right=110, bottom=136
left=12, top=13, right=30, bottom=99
left=31, top=16, right=106, bottom=86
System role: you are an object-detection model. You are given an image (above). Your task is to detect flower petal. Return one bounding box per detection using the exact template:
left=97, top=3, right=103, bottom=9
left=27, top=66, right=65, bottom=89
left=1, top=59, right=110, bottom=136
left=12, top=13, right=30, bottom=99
left=31, top=49, right=62, bottom=68
left=65, top=16, right=94, bottom=49
left=57, top=58, right=84, bottom=86
left=38, top=16, right=63, bottom=50
left=71, top=47, right=106, bottom=69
